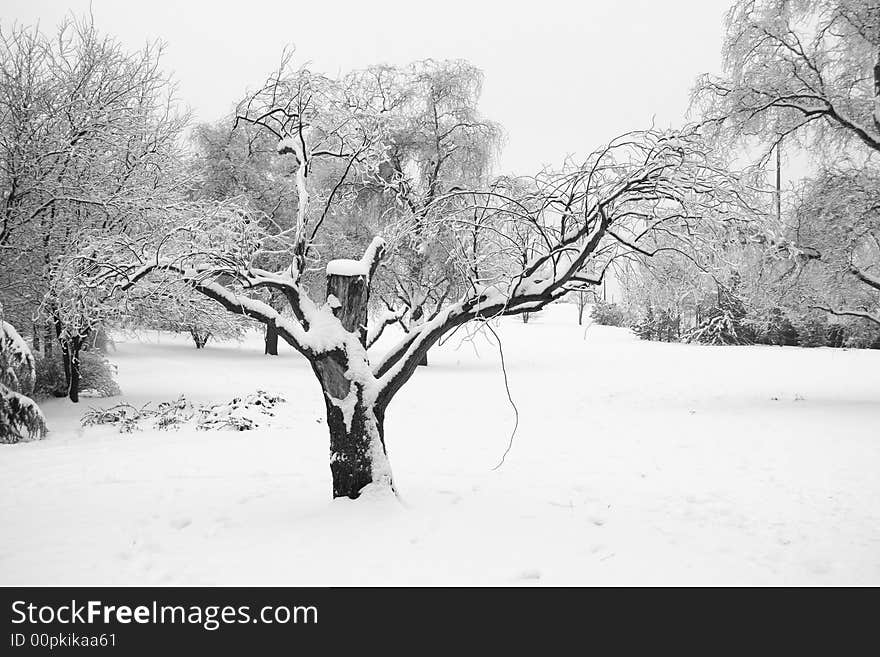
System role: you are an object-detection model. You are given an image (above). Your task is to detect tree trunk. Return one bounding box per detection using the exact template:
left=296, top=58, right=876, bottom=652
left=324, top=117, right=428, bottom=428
left=189, top=329, right=210, bottom=349
left=264, top=320, right=279, bottom=355
left=319, top=269, right=394, bottom=499
left=522, top=311, right=530, bottom=323
left=44, top=325, right=53, bottom=357
left=323, top=391, right=390, bottom=499
left=410, top=305, right=429, bottom=366
left=61, top=337, right=82, bottom=403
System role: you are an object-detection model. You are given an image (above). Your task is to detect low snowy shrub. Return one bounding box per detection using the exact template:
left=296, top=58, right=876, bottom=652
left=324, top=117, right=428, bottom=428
left=794, top=315, right=830, bottom=348
left=33, top=355, right=66, bottom=398
left=79, top=352, right=121, bottom=397
left=82, top=390, right=285, bottom=433
left=685, top=311, right=751, bottom=345
left=33, top=352, right=120, bottom=398
left=632, top=303, right=682, bottom=342
left=591, top=301, right=628, bottom=327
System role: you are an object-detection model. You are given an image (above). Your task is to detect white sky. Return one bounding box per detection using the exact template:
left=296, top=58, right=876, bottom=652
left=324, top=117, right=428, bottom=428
left=3, top=0, right=733, bottom=175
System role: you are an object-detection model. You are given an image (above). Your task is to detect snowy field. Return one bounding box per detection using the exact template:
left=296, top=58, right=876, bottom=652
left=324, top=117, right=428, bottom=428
left=2, top=304, right=879, bottom=586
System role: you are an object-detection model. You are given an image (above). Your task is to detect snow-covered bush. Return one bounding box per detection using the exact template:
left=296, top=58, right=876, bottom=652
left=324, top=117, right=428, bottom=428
left=33, top=352, right=120, bottom=399
left=32, top=356, right=66, bottom=398
left=685, top=309, right=752, bottom=346
left=81, top=391, right=285, bottom=433
left=632, top=303, right=682, bottom=342
left=1, top=317, right=48, bottom=443
left=78, top=352, right=121, bottom=398
left=591, top=301, right=628, bottom=327
left=794, top=315, right=831, bottom=348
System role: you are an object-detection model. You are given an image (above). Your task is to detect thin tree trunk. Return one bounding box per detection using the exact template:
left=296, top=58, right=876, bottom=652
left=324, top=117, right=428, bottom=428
left=189, top=329, right=210, bottom=349
left=264, top=320, right=279, bottom=355
left=68, top=346, right=80, bottom=403
left=775, top=137, right=782, bottom=222
left=61, top=336, right=82, bottom=402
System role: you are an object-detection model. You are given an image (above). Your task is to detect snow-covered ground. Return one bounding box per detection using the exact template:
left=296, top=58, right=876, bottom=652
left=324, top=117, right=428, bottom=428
left=2, top=304, right=879, bottom=585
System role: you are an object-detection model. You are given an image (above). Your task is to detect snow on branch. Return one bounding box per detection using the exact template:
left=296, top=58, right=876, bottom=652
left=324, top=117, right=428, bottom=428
left=371, top=128, right=757, bottom=405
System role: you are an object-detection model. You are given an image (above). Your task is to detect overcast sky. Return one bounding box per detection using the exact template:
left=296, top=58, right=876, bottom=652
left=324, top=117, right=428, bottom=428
left=4, top=0, right=733, bottom=175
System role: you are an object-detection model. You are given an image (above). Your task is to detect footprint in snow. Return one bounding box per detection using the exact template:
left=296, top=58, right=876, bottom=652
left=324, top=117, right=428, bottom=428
left=170, top=517, right=192, bottom=530
left=516, top=569, right=541, bottom=581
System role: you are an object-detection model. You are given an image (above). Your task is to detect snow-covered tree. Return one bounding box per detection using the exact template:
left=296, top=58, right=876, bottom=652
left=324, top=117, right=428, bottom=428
left=189, top=120, right=300, bottom=354
left=694, top=0, right=880, bottom=159
left=1, top=306, right=47, bottom=442
left=356, top=60, right=503, bottom=363
left=791, top=168, right=880, bottom=326
left=693, top=0, right=880, bottom=327
left=0, top=17, right=187, bottom=401
left=121, top=280, right=255, bottom=348
left=83, top=52, right=753, bottom=499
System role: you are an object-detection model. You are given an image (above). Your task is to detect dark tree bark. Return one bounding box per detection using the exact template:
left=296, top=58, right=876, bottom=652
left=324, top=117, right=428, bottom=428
left=320, top=377, right=387, bottom=499
left=44, top=325, right=53, bottom=357
left=577, top=291, right=587, bottom=325
left=264, top=320, right=279, bottom=355
left=60, top=335, right=83, bottom=402
left=189, top=329, right=211, bottom=349
left=319, top=270, right=392, bottom=498
left=408, top=305, right=429, bottom=367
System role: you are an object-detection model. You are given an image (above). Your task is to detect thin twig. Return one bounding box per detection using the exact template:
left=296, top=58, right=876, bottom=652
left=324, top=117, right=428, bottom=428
left=484, top=321, right=519, bottom=470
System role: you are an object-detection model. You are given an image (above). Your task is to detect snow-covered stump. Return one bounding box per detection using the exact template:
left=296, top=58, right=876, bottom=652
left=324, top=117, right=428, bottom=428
left=318, top=262, right=393, bottom=499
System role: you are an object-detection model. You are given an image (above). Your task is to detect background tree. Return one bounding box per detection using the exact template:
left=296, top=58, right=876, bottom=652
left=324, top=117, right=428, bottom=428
left=359, top=60, right=503, bottom=363
left=0, top=16, right=187, bottom=401
left=693, top=0, right=880, bottom=329
left=793, top=168, right=880, bottom=326
left=121, top=280, right=256, bottom=348
left=190, top=120, right=299, bottom=354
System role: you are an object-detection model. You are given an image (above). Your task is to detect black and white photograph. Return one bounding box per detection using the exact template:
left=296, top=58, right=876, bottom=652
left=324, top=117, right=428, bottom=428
left=1, top=0, right=879, bottom=603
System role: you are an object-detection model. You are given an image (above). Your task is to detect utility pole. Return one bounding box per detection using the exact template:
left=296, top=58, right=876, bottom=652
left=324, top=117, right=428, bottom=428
left=775, top=137, right=782, bottom=222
